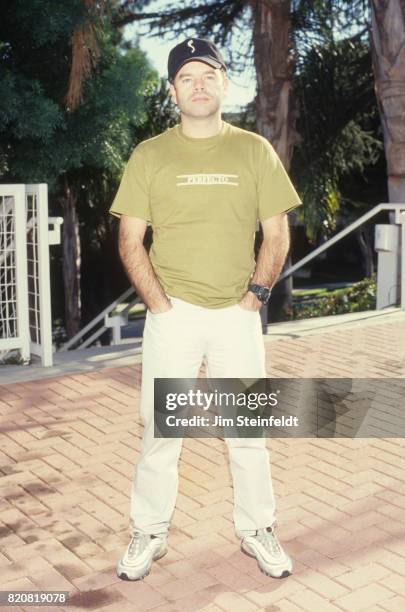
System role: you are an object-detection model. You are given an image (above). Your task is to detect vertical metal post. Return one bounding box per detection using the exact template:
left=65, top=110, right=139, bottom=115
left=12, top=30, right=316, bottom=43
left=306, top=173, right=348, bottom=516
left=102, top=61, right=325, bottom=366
left=374, top=224, right=401, bottom=309
left=25, top=184, right=53, bottom=366
left=14, top=185, right=30, bottom=362
left=112, top=319, right=121, bottom=345
left=37, top=184, right=53, bottom=365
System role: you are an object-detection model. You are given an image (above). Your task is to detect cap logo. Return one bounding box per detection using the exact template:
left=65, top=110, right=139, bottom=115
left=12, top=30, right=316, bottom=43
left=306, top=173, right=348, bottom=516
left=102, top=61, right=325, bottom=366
left=187, top=39, right=195, bottom=53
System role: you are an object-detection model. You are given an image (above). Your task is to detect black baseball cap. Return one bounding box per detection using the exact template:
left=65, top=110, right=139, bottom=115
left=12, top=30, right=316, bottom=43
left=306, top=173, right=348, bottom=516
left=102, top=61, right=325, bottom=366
left=168, top=38, right=227, bottom=83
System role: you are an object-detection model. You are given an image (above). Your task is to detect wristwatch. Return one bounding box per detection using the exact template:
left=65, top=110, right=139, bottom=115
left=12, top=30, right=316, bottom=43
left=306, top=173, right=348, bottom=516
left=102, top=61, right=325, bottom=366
left=248, top=283, right=272, bottom=304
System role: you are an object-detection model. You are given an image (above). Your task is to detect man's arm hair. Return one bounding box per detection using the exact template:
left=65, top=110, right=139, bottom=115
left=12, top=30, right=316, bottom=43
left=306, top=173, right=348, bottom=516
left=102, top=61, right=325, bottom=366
left=118, top=215, right=171, bottom=313
left=251, top=212, right=290, bottom=287
left=240, top=212, right=290, bottom=309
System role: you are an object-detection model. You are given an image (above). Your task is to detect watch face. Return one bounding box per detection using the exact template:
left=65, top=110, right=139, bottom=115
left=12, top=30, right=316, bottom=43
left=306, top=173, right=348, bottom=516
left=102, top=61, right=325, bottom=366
left=260, top=287, right=271, bottom=303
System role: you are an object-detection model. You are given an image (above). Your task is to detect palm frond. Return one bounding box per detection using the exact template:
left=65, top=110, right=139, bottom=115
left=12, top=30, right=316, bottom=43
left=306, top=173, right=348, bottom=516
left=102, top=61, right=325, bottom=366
left=64, top=0, right=105, bottom=111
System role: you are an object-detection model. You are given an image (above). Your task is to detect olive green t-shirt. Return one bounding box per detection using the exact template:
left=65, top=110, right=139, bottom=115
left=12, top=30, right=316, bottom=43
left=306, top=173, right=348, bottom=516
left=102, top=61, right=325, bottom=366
left=109, top=121, right=302, bottom=308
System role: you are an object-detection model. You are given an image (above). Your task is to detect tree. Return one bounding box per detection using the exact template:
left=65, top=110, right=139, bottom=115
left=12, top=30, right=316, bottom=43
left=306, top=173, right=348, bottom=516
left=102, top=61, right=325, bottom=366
left=295, top=40, right=375, bottom=228
left=370, top=0, right=405, bottom=203
left=293, top=35, right=382, bottom=266
left=0, top=0, right=157, bottom=338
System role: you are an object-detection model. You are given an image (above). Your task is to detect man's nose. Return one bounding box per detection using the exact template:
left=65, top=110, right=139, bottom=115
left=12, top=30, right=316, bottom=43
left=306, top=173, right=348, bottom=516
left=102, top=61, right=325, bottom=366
left=193, top=77, right=205, bottom=90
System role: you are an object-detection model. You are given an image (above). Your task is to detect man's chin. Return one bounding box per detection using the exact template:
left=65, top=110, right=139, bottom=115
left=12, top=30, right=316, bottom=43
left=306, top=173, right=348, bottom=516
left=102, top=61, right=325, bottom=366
left=182, top=106, right=219, bottom=119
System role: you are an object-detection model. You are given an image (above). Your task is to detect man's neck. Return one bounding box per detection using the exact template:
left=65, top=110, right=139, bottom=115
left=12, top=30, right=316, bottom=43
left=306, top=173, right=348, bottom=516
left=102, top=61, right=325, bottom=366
left=180, top=114, right=223, bottom=139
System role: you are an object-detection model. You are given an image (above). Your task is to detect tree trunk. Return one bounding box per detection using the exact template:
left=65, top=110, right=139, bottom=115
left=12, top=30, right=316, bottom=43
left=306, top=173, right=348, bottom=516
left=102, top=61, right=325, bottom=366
left=370, top=0, right=405, bottom=203
left=250, top=0, right=300, bottom=322
left=60, top=177, right=82, bottom=338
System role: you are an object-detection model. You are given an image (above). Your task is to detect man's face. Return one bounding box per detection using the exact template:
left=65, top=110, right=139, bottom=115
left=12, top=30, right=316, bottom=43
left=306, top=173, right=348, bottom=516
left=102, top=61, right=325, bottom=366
left=169, top=60, right=228, bottom=118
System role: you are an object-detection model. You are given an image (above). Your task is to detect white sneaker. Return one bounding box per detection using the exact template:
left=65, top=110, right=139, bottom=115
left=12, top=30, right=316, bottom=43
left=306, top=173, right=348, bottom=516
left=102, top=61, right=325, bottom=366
left=117, top=531, right=168, bottom=580
left=241, top=523, right=292, bottom=578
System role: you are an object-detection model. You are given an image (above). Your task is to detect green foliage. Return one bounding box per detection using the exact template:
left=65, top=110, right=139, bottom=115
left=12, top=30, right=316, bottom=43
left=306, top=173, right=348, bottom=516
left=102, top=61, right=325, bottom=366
left=0, top=0, right=170, bottom=327
left=113, top=0, right=251, bottom=73
left=0, top=1, right=158, bottom=192
left=292, top=37, right=383, bottom=241
left=2, top=0, right=84, bottom=46
left=0, top=72, right=63, bottom=144
left=291, top=0, right=370, bottom=53
left=292, top=275, right=377, bottom=319
left=134, top=77, right=179, bottom=141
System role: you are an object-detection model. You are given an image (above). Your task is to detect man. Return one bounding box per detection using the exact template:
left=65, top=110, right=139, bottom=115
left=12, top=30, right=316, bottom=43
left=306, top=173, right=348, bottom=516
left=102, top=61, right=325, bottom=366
left=109, top=38, right=302, bottom=582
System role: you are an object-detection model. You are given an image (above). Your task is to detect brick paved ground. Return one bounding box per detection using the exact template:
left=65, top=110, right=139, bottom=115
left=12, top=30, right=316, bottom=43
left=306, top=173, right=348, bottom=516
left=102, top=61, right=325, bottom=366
left=1, top=316, right=405, bottom=611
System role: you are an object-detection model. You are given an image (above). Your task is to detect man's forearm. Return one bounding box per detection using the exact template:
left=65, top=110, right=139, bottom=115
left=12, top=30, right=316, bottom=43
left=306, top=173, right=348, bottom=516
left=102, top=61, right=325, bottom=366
left=251, top=230, right=290, bottom=289
left=240, top=214, right=290, bottom=309
left=119, top=239, right=170, bottom=312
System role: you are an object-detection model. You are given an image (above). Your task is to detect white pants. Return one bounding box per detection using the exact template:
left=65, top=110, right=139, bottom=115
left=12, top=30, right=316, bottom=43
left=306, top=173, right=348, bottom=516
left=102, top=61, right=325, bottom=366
left=130, top=296, right=276, bottom=538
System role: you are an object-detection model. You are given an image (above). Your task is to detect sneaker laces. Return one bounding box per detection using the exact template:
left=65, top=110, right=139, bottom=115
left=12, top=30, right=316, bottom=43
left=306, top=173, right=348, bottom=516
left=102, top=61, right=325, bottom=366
left=255, top=524, right=282, bottom=556
left=128, top=532, right=150, bottom=558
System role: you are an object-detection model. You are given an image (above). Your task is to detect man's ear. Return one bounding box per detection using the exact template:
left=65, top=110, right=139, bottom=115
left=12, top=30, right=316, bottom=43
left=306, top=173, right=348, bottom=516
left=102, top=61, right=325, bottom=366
left=169, top=82, right=178, bottom=106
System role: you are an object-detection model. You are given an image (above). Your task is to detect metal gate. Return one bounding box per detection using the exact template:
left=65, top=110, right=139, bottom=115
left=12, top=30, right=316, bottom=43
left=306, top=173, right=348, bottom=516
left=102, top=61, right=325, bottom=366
left=0, top=184, right=62, bottom=367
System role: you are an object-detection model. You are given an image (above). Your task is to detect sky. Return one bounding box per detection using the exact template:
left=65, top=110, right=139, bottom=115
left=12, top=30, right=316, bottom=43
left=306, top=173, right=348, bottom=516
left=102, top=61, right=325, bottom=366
left=123, top=4, right=256, bottom=110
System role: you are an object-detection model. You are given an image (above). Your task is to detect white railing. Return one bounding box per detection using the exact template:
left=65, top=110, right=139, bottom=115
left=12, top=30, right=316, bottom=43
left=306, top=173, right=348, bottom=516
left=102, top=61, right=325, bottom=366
left=277, top=204, right=405, bottom=290
left=0, top=186, right=30, bottom=362
left=0, top=184, right=62, bottom=366
left=281, top=203, right=405, bottom=311
left=59, top=287, right=140, bottom=351
left=60, top=202, right=405, bottom=351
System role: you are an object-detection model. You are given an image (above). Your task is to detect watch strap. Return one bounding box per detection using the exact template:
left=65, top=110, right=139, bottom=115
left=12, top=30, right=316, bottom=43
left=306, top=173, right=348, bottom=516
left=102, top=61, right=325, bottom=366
left=248, top=283, right=272, bottom=304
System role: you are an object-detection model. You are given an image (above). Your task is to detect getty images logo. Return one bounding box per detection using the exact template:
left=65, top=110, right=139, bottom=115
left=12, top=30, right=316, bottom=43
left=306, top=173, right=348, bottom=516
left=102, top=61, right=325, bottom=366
left=187, top=39, right=195, bottom=53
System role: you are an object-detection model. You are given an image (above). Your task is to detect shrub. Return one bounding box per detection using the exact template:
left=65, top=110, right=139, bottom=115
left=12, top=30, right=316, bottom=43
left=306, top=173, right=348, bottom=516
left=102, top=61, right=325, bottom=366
left=292, top=275, right=377, bottom=319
